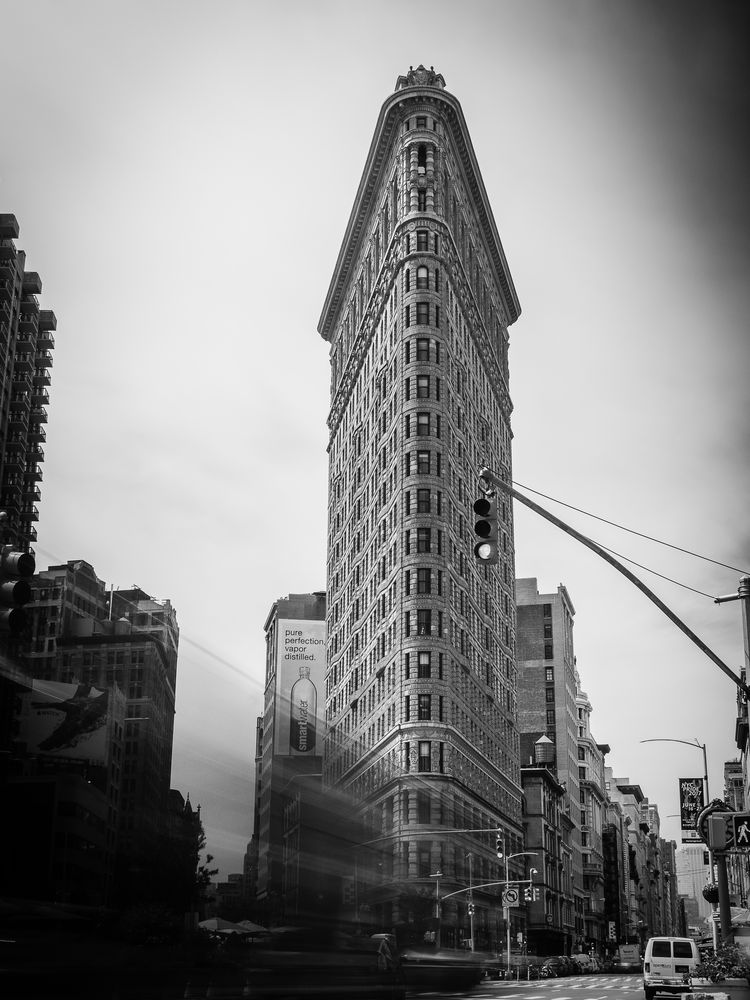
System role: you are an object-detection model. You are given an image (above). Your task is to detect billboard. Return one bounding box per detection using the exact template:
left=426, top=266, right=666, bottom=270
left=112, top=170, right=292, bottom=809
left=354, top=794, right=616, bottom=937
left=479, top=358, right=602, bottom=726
left=17, top=679, right=111, bottom=765
left=273, top=618, right=326, bottom=757
left=679, top=777, right=705, bottom=843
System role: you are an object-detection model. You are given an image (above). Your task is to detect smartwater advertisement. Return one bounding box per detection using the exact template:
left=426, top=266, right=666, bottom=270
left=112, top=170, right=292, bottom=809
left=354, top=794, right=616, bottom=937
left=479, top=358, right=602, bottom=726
left=273, top=618, right=326, bottom=757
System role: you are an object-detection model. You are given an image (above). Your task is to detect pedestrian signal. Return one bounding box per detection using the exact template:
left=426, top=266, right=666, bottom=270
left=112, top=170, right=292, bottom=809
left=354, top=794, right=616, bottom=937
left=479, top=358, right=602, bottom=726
left=733, top=814, right=750, bottom=849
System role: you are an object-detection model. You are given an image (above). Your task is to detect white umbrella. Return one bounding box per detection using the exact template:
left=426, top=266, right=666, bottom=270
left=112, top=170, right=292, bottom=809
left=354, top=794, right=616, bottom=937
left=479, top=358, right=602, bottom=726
left=238, top=919, right=267, bottom=934
left=198, top=917, right=248, bottom=935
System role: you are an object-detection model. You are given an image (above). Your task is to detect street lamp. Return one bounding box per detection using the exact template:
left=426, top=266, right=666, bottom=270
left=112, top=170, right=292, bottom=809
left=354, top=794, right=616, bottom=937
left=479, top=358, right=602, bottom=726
left=429, top=871, right=443, bottom=949
left=498, top=839, right=538, bottom=978
left=640, top=736, right=717, bottom=949
left=467, top=853, right=474, bottom=952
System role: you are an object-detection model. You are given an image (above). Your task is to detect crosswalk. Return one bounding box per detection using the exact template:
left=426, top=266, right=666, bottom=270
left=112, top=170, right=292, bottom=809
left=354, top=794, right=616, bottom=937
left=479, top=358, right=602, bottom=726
left=410, top=975, right=645, bottom=1000
left=483, top=975, right=644, bottom=994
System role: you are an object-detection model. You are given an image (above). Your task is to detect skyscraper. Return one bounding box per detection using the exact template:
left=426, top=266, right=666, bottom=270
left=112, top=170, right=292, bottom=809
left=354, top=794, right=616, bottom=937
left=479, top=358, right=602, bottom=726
left=0, top=215, right=54, bottom=556
left=318, top=67, right=522, bottom=949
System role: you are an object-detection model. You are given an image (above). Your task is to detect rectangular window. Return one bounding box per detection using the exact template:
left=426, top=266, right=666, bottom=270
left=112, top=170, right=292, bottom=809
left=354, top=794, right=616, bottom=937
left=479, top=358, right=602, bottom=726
left=405, top=490, right=411, bottom=514
left=404, top=610, right=411, bottom=636
left=416, top=488, right=431, bottom=513
left=416, top=450, right=430, bottom=474
left=545, top=667, right=553, bottom=682
left=416, top=115, right=426, bottom=128
left=417, top=840, right=432, bottom=875
left=416, top=376, right=429, bottom=398
left=405, top=570, right=411, bottom=595
left=417, top=693, right=431, bottom=720
left=416, top=230, right=428, bottom=252
left=416, top=302, right=429, bottom=325
left=417, top=568, right=431, bottom=594
left=545, top=687, right=554, bottom=702
left=417, top=190, right=426, bottom=212
left=404, top=695, right=410, bottom=721
left=404, top=414, right=411, bottom=438
left=405, top=305, right=411, bottom=327
left=418, top=741, right=431, bottom=772
left=578, top=746, right=586, bottom=760
left=417, top=609, right=431, bottom=636
left=417, top=651, right=431, bottom=678
left=416, top=412, right=430, bottom=435
left=416, top=338, right=430, bottom=361
left=546, top=709, right=555, bottom=725
left=544, top=643, right=554, bottom=660
left=404, top=741, right=411, bottom=772
left=579, top=766, right=586, bottom=780
left=416, top=528, right=431, bottom=553
left=543, top=624, right=553, bottom=639
left=543, top=603, right=552, bottom=618
left=417, top=791, right=430, bottom=824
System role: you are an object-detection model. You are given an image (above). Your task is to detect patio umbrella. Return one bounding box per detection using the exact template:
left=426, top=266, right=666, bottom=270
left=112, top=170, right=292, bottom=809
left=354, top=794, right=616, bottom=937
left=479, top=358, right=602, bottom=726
left=238, top=919, right=267, bottom=934
left=198, top=917, right=248, bottom=935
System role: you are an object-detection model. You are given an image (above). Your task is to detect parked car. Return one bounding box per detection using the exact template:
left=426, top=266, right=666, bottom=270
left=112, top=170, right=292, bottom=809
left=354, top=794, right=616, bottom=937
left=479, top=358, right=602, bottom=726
left=573, top=953, right=599, bottom=973
left=541, top=956, right=570, bottom=977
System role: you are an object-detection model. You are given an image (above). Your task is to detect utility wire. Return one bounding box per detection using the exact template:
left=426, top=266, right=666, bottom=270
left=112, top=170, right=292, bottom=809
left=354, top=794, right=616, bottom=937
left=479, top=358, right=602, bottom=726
left=596, top=544, right=716, bottom=599
left=513, top=481, right=749, bottom=575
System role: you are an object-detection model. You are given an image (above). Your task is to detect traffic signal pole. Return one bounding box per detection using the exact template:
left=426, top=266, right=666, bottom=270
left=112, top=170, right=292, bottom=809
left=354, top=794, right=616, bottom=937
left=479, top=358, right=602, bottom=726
left=477, top=468, right=750, bottom=701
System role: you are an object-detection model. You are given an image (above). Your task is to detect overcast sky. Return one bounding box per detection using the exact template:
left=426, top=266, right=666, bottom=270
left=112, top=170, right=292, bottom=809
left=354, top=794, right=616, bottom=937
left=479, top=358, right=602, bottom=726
left=2, top=0, right=748, bottom=877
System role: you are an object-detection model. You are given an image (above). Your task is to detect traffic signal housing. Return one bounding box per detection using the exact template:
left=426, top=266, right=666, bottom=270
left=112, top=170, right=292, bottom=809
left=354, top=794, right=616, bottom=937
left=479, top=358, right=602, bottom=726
left=496, top=830, right=503, bottom=859
left=524, top=886, right=532, bottom=902
left=473, top=495, right=498, bottom=564
left=0, top=544, right=35, bottom=634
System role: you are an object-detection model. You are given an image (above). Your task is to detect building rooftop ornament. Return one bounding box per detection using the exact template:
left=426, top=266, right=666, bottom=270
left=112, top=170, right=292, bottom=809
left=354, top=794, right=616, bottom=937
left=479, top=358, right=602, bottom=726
left=395, top=64, right=446, bottom=91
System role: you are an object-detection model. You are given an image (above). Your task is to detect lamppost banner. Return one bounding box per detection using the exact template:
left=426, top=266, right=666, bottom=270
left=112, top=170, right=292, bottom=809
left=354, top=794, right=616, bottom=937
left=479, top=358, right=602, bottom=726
left=679, top=777, right=705, bottom=842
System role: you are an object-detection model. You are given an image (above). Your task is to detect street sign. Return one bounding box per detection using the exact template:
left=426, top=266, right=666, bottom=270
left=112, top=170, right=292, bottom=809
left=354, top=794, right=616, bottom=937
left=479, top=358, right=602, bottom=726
left=733, top=814, right=750, bottom=848
left=502, top=887, right=520, bottom=907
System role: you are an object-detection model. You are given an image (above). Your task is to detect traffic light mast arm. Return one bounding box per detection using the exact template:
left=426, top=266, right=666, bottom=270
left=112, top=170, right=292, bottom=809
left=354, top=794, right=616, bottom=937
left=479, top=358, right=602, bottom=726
left=441, top=878, right=527, bottom=901
left=478, top=467, right=750, bottom=701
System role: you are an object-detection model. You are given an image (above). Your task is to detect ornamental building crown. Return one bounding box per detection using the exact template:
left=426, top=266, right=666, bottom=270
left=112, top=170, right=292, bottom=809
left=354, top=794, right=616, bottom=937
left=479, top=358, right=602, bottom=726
left=394, top=64, right=446, bottom=91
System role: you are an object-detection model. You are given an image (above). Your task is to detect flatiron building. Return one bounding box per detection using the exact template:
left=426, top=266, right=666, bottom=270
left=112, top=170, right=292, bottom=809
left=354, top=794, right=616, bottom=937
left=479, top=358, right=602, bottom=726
left=318, top=66, right=523, bottom=949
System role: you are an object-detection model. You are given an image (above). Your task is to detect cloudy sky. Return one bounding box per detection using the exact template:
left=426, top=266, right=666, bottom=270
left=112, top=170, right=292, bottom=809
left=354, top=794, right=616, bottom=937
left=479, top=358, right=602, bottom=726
left=2, top=0, right=748, bottom=876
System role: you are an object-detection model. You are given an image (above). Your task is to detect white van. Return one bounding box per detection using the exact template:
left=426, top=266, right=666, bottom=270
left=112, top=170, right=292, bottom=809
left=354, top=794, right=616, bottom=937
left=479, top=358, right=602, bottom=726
left=643, top=936, right=700, bottom=998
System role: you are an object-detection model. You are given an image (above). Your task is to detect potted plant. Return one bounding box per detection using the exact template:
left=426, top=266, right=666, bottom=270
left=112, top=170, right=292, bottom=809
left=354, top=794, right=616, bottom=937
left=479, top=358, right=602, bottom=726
left=693, top=943, right=750, bottom=1000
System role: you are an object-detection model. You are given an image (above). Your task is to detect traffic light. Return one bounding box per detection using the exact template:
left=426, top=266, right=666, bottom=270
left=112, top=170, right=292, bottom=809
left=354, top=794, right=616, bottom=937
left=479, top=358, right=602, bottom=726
left=0, top=544, right=35, bottom=634
left=524, top=886, right=532, bottom=902
left=533, top=888, right=540, bottom=901
left=496, top=830, right=503, bottom=859
left=473, top=495, right=498, bottom=564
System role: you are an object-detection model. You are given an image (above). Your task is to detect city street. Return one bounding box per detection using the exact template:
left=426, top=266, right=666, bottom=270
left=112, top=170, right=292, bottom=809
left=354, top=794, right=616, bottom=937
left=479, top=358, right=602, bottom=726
left=417, top=974, right=645, bottom=1000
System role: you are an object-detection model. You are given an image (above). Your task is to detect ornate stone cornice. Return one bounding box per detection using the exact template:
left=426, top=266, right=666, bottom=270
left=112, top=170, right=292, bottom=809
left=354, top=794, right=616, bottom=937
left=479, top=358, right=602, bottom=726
left=318, top=82, right=520, bottom=343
